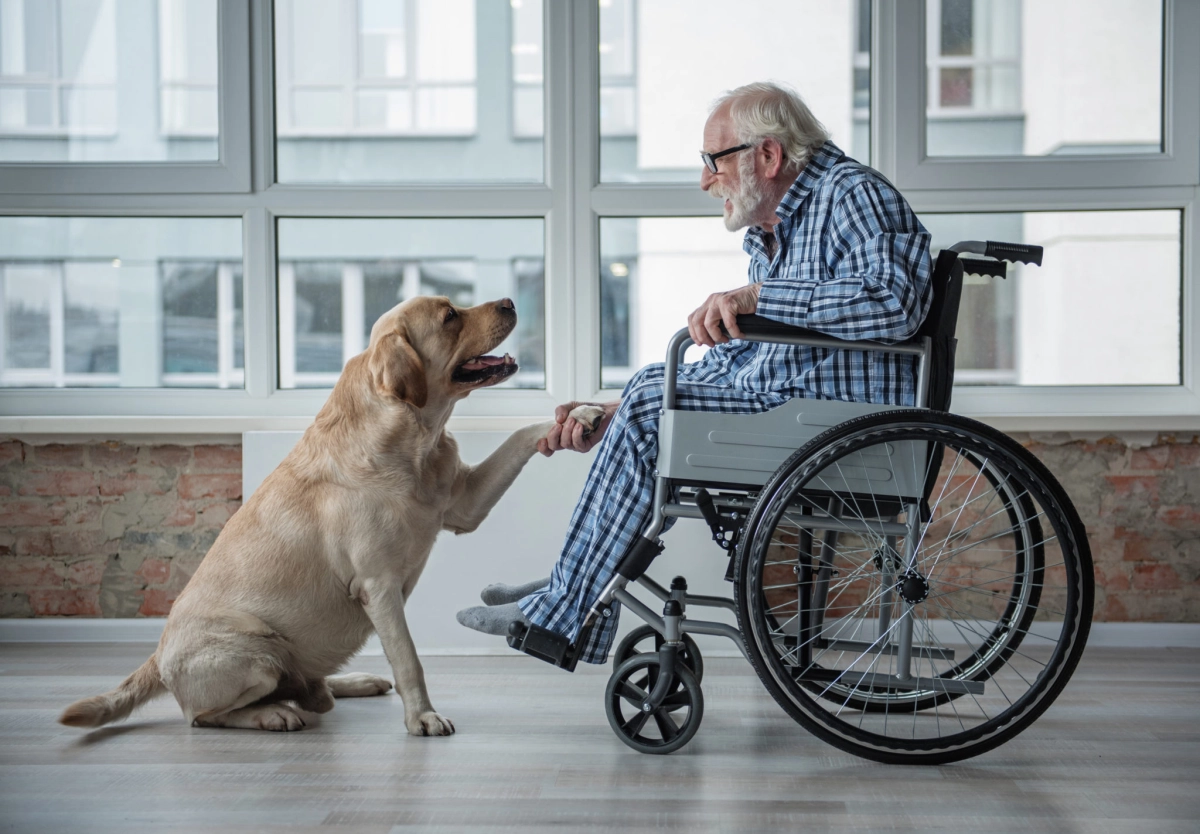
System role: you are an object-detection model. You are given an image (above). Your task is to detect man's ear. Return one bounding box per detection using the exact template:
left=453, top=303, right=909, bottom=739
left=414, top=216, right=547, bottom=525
left=760, top=137, right=785, bottom=179
left=368, top=332, right=427, bottom=408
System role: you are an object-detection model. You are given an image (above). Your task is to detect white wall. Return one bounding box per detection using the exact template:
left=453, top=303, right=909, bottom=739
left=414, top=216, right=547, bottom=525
left=243, top=430, right=739, bottom=657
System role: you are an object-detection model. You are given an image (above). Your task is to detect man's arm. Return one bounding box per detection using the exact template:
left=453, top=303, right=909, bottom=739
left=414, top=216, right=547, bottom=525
left=755, top=180, right=932, bottom=343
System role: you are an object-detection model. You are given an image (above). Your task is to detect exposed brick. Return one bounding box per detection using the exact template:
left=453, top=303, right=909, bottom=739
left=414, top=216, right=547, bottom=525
left=193, top=444, right=242, bottom=471
left=0, top=501, right=70, bottom=527
left=1157, top=505, right=1200, bottom=530
left=31, top=444, right=85, bottom=467
left=138, top=588, right=178, bottom=617
left=146, top=445, right=191, bottom=468
left=17, top=471, right=95, bottom=497
left=90, top=442, right=138, bottom=469
left=1101, top=594, right=1129, bottom=621
left=67, top=558, right=108, bottom=587
left=98, top=472, right=167, bottom=497
left=0, top=559, right=63, bottom=589
left=1130, top=445, right=1170, bottom=471
left=0, top=440, right=24, bottom=467
left=178, top=474, right=241, bottom=501
left=136, top=558, right=172, bottom=585
left=1096, top=565, right=1130, bottom=592
left=1103, top=474, right=1160, bottom=502
left=15, top=533, right=53, bottom=556
left=29, top=588, right=100, bottom=616
left=0, top=486, right=9, bottom=497
left=1169, top=444, right=1200, bottom=468
left=196, top=501, right=240, bottom=528
left=163, top=502, right=197, bottom=527
left=50, top=530, right=117, bottom=557
left=0, top=592, right=33, bottom=617
left=1132, top=563, right=1181, bottom=591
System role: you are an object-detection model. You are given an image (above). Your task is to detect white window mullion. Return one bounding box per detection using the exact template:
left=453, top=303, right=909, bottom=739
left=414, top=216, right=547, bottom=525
left=278, top=262, right=296, bottom=390
left=216, top=262, right=234, bottom=389
left=341, top=262, right=364, bottom=364
left=49, top=265, right=65, bottom=388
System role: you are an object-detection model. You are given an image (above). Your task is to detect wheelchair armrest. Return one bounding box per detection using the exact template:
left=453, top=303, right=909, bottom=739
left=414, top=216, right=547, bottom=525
left=663, top=316, right=929, bottom=411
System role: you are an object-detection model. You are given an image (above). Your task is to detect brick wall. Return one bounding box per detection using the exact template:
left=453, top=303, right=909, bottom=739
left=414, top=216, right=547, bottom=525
left=0, top=433, right=1197, bottom=621
left=0, top=440, right=241, bottom=618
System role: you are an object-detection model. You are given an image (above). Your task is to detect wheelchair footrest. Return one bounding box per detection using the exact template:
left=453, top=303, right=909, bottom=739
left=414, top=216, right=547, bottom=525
left=507, top=621, right=577, bottom=671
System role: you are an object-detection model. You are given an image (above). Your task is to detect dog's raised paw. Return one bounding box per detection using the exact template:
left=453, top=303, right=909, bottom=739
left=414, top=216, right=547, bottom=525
left=569, top=404, right=606, bottom=436
left=408, top=711, right=455, bottom=737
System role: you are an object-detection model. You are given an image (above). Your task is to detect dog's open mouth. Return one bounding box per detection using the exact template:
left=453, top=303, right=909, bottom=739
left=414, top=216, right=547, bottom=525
left=452, top=353, right=518, bottom=386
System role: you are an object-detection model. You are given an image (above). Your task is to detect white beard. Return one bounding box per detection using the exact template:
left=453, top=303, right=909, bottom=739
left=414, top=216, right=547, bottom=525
left=712, top=155, right=772, bottom=232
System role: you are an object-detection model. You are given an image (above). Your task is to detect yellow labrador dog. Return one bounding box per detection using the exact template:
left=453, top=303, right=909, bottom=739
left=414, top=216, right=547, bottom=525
left=60, top=296, right=601, bottom=736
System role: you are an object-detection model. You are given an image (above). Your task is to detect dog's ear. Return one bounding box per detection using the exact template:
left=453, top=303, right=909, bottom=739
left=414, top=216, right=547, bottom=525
left=368, top=332, right=427, bottom=408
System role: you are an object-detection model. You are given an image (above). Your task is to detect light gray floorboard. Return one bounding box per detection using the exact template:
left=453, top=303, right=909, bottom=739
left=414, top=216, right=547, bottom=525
left=0, top=643, right=1197, bottom=833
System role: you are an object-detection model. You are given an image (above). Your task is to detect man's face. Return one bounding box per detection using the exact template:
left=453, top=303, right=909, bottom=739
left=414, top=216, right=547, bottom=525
left=701, top=108, right=771, bottom=232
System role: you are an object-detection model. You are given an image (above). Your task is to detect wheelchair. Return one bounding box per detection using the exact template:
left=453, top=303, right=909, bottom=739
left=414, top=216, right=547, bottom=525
left=508, top=240, right=1093, bottom=765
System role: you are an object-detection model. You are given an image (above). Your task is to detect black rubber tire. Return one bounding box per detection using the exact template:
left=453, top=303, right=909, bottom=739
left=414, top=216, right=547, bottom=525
left=612, top=624, right=705, bottom=685
left=604, top=654, right=704, bottom=755
left=733, top=409, right=1093, bottom=765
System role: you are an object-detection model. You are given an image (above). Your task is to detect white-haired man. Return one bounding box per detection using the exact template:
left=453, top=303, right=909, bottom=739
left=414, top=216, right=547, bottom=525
left=457, top=82, right=933, bottom=663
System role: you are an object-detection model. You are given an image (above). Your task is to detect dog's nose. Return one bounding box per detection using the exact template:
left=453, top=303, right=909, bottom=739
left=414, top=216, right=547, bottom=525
left=497, top=298, right=516, bottom=313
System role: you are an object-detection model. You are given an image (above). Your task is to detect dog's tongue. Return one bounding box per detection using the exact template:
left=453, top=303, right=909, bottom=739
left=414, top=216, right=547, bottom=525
left=460, top=353, right=512, bottom=371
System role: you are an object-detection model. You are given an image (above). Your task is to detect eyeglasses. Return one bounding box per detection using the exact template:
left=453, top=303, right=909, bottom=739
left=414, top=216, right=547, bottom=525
left=700, top=143, right=751, bottom=173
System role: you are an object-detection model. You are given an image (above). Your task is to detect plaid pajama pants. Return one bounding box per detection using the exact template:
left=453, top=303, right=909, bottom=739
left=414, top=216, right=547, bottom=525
left=518, top=362, right=794, bottom=664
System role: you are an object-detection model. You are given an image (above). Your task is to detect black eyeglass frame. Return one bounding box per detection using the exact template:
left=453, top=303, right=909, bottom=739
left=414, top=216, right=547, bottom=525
left=700, top=143, right=751, bottom=173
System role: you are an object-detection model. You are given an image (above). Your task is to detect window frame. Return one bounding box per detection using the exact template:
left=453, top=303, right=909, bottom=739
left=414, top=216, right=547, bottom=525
left=0, top=0, right=1197, bottom=435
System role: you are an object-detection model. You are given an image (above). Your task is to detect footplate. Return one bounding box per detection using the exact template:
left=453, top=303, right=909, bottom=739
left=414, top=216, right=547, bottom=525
left=507, top=622, right=579, bottom=671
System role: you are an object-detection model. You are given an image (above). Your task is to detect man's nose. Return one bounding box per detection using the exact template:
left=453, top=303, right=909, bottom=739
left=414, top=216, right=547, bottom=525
left=700, top=167, right=714, bottom=190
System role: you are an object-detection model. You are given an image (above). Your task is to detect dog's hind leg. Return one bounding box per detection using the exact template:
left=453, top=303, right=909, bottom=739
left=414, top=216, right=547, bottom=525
left=327, top=673, right=393, bottom=698
left=182, top=662, right=308, bottom=731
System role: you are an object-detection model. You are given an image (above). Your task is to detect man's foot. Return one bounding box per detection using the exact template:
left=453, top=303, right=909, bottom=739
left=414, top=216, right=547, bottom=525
left=480, top=577, right=550, bottom=606
left=456, top=603, right=530, bottom=636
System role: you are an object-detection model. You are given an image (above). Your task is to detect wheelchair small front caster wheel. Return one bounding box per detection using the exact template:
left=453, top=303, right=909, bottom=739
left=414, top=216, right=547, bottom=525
left=612, top=625, right=704, bottom=685
left=604, top=654, right=703, bottom=755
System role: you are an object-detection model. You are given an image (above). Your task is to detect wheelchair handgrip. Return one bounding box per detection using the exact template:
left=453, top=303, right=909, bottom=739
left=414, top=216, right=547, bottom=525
left=985, top=240, right=1043, bottom=266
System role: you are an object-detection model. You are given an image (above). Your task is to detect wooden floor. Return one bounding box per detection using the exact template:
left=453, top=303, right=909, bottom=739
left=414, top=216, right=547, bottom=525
left=0, top=644, right=1197, bottom=833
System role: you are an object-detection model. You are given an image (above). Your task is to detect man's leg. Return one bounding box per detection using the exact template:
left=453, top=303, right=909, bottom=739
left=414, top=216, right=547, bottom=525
left=515, top=364, right=789, bottom=664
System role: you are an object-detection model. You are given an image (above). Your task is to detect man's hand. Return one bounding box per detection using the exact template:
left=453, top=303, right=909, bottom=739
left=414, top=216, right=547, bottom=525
left=688, top=283, right=761, bottom=347
left=537, top=400, right=620, bottom=457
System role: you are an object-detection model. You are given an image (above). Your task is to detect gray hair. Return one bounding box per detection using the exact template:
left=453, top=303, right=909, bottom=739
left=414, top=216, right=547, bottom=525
left=712, top=82, right=830, bottom=174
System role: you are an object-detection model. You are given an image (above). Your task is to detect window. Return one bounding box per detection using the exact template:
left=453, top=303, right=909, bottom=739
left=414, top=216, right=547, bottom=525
left=600, top=0, right=870, bottom=183
left=0, top=0, right=220, bottom=162
left=1, top=1, right=1198, bottom=430
left=925, top=0, right=1163, bottom=158
left=0, top=217, right=243, bottom=389
left=276, top=218, right=545, bottom=390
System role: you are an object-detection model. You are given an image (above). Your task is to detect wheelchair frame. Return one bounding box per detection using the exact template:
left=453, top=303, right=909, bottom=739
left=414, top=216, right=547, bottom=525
left=507, top=240, right=1094, bottom=763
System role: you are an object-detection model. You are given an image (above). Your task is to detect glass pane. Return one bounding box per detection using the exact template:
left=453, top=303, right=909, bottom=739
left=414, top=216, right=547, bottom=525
left=0, top=0, right=219, bottom=161
left=926, top=0, right=1163, bottom=157
left=277, top=218, right=545, bottom=389
left=0, top=216, right=243, bottom=388
left=600, top=0, right=870, bottom=183
left=275, top=0, right=543, bottom=183
left=599, top=217, right=749, bottom=389
left=921, top=210, right=1180, bottom=386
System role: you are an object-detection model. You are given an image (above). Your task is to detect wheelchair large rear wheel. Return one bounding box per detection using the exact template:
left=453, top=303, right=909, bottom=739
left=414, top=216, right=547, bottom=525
left=734, top=410, right=1092, bottom=765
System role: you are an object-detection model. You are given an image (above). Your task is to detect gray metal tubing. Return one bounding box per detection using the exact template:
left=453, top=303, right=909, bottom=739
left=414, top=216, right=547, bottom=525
left=637, top=575, right=737, bottom=612
left=820, top=638, right=954, bottom=661
left=613, top=588, right=749, bottom=659
left=662, top=502, right=908, bottom=537
left=806, top=670, right=984, bottom=696
left=663, top=328, right=928, bottom=411
left=948, top=240, right=988, bottom=256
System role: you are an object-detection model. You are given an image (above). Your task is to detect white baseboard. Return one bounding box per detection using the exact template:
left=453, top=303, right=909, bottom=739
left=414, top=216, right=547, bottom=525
left=2, top=618, right=1199, bottom=650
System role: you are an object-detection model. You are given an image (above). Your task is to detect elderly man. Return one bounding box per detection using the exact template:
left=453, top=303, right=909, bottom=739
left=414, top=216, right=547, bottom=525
left=457, top=81, right=932, bottom=664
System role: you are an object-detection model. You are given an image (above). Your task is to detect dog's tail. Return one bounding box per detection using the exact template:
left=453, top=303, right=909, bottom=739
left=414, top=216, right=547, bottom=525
left=58, top=655, right=166, bottom=729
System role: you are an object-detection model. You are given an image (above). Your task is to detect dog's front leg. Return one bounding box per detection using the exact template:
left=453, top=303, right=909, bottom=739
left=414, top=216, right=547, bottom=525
left=358, top=576, right=454, bottom=736
left=442, top=420, right=555, bottom=535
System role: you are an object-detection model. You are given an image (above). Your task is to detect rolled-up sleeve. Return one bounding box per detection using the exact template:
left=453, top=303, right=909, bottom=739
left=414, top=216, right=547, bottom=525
left=755, top=180, right=932, bottom=344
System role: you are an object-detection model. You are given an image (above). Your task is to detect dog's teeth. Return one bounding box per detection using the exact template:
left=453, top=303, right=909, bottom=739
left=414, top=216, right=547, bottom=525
left=503, top=354, right=513, bottom=364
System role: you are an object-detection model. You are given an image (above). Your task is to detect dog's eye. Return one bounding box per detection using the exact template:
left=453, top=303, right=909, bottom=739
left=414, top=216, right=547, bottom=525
left=443, top=307, right=458, bottom=324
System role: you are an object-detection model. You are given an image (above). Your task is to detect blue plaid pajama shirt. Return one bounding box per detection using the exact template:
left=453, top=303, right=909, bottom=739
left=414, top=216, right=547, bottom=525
left=519, top=141, right=933, bottom=663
